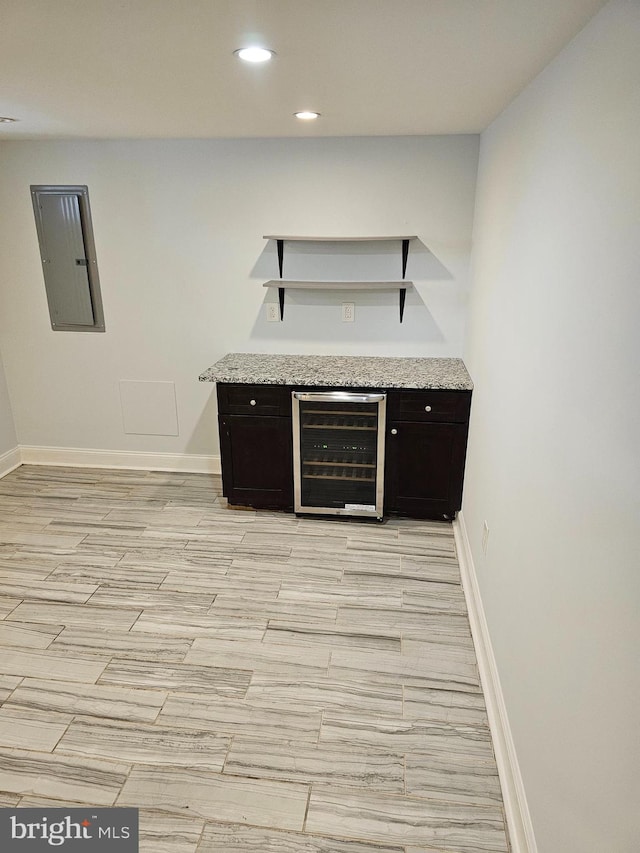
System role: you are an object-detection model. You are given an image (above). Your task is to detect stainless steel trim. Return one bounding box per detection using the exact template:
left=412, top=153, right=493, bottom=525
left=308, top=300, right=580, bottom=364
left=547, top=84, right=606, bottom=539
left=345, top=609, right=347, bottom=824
left=375, top=394, right=387, bottom=516
left=293, top=391, right=386, bottom=404
left=292, top=392, right=302, bottom=513
left=292, top=390, right=386, bottom=520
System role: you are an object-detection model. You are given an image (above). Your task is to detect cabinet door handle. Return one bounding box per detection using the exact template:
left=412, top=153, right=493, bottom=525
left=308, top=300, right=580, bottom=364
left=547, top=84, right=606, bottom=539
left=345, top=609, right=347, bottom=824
left=424, top=405, right=432, bottom=412
left=250, top=399, right=257, bottom=406
left=390, top=428, right=398, bottom=435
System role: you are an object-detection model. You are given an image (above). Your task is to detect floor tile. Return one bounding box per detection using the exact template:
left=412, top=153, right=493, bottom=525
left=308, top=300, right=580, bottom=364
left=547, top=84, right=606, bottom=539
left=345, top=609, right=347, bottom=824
left=6, top=601, right=141, bottom=630
left=224, top=738, right=404, bottom=791
left=98, top=659, right=251, bottom=697
left=0, top=530, right=87, bottom=548
left=0, top=748, right=129, bottom=804
left=399, top=555, right=463, bottom=584
left=209, top=595, right=338, bottom=622
left=245, top=674, right=402, bottom=716
left=160, top=570, right=267, bottom=596
left=0, top=675, right=22, bottom=703
left=339, top=568, right=460, bottom=594
left=158, top=694, right=322, bottom=742
left=185, top=637, right=330, bottom=677
left=138, top=810, right=204, bottom=853
left=306, top=787, right=508, bottom=852
left=0, top=649, right=107, bottom=683
left=49, top=561, right=167, bottom=588
left=5, top=678, right=167, bottom=722
left=263, top=621, right=401, bottom=653
left=403, top=686, right=490, bottom=727
left=87, top=587, right=215, bottom=612
left=117, top=766, right=309, bottom=830
left=50, top=627, right=192, bottom=662
left=0, top=579, right=98, bottom=604
left=185, top=541, right=292, bottom=561
left=405, top=750, right=503, bottom=807
left=56, top=718, right=231, bottom=770
left=0, top=707, right=70, bottom=752
left=132, top=612, right=267, bottom=641
left=197, top=822, right=405, bottom=852
left=329, top=647, right=481, bottom=692
left=335, top=606, right=473, bottom=638
left=0, top=792, right=20, bottom=806
left=118, top=551, right=231, bottom=574
left=320, top=713, right=493, bottom=753
left=288, top=547, right=401, bottom=573
left=277, top=583, right=403, bottom=609
left=0, top=621, right=63, bottom=650
left=401, top=584, right=468, bottom=614
left=243, top=531, right=349, bottom=553
left=0, top=596, right=19, bottom=619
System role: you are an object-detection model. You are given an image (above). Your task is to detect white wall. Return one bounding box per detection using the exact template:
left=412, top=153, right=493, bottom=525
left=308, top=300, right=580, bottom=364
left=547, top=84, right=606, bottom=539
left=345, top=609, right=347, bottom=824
left=0, top=346, right=18, bottom=464
left=0, top=135, right=478, bottom=459
left=463, top=1, right=640, bottom=850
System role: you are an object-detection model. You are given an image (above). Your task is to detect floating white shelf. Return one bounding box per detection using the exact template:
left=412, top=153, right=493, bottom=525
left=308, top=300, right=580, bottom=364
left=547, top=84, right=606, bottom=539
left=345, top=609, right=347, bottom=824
left=263, top=235, right=416, bottom=321
left=263, top=235, right=418, bottom=242
left=263, top=280, right=414, bottom=290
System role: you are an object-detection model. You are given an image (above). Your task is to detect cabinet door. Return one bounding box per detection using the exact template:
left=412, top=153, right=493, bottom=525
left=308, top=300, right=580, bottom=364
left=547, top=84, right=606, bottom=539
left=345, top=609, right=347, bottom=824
left=384, top=421, right=468, bottom=518
left=219, top=414, right=293, bottom=510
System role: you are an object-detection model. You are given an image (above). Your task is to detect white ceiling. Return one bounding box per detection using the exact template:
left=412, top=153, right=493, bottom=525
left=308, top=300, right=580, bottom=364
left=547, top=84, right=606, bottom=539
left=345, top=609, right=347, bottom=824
left=0, top=0, right=607, bottom=140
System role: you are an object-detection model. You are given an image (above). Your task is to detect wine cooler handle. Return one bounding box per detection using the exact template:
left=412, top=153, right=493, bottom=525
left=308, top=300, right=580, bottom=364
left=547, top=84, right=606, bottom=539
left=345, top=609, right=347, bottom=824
left=293, top=391, right=386, bottom=403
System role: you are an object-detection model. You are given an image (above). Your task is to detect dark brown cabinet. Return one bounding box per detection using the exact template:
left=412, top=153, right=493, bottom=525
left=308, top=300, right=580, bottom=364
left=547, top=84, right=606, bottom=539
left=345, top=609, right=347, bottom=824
left=384, top=390, right=471, bottom=519
left=217, top=384, right=293, bottom=510
left=216, top=383, right=471, bottom=519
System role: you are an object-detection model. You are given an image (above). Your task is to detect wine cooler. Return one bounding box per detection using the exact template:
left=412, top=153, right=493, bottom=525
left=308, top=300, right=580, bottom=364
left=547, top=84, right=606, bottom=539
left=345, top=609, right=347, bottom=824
left=292, top=390, right=387, bottom=519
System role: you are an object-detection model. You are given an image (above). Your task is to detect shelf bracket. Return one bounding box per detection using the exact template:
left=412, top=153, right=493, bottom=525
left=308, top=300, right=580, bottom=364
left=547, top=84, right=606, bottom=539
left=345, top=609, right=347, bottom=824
left=278, top=286, right=285, bottom=320
left=399, top=288, right=406, bottom=323
left=401, top=239, right=410, bottom=279
left=277, top=239, right=284, bottom=278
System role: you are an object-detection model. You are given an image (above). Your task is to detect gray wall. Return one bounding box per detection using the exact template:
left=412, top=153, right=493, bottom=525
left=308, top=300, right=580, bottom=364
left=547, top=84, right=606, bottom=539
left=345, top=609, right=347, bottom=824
left=463, top=1, right=640, bottom=849
left=0, top=346, right=18, bottom=463
left=0, top=135, right=478, bottom=458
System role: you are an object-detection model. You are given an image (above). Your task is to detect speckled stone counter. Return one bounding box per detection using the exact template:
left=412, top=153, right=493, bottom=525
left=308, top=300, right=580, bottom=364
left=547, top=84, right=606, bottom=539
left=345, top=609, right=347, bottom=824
left=199, top=353, right=473, bottom=390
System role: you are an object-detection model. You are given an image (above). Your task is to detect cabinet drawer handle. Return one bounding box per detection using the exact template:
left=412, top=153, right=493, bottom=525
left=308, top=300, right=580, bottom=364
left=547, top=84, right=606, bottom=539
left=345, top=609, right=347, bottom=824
left=250, top=399, right=257, bottom=406
left=424, top=405, right=432, bottom=412
left=390, top=428, right=398, bottom=435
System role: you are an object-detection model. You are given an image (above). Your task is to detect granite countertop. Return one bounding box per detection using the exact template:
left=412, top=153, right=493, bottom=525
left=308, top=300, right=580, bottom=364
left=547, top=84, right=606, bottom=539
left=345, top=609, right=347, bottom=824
left=199, top=353, right=473, bottom=391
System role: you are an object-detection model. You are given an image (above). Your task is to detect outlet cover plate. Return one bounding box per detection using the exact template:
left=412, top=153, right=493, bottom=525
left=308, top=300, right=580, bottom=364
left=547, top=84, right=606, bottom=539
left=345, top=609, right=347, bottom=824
left=341, top=302, right=355, bottom=322
left=266, top=304, right=280, bottom=322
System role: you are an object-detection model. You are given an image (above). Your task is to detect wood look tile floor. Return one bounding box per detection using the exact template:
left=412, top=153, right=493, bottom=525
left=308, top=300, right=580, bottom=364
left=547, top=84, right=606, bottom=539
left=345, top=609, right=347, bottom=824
left=0, top=466, right=509, bottom=852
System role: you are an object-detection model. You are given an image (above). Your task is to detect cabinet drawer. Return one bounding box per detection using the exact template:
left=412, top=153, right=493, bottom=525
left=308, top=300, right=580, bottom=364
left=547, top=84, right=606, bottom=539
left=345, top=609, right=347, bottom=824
left=388, top=390, right=471, bottom=423
left=217, top=383, right=291, bottom=416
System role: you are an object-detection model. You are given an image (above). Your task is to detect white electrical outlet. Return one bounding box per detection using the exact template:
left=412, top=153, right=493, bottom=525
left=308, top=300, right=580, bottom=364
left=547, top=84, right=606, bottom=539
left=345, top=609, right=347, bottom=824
left=482, top=521, right=490, bottom=555
left=266, top=303, right=280, bottom=322
left=342, top=302, right=355, bottom=322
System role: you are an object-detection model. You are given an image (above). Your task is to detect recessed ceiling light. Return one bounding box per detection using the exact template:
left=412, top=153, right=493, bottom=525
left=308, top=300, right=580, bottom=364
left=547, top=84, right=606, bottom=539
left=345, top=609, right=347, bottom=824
left=294, top=111, right=321, bottom=120
left=0, top=117, right=18, bottom=123
left=234, top=47, right=275, bottom=63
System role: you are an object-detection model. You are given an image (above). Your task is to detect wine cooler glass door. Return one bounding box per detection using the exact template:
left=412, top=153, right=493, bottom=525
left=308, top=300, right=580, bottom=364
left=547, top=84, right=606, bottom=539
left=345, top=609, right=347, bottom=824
left=292, top=391, right=386, bottom=519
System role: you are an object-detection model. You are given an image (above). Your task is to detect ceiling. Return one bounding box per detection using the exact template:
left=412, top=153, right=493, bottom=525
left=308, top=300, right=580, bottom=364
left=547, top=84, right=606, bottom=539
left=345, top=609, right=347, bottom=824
left=0, top=0, right=606, bottom=140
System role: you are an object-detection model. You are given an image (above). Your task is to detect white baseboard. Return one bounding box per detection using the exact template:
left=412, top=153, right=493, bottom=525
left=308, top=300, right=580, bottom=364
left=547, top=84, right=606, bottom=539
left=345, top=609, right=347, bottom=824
left=17, top=445, right=221, bottom=475
left=0, top=446, right=22, bottom=479
left=453, top=511, right=538, bottom=853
